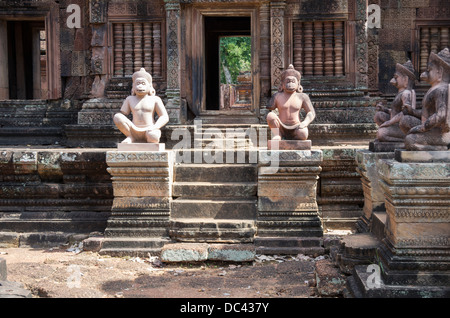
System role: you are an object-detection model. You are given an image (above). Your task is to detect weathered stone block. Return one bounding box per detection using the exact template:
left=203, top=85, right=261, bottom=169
left=82, top=237, right=103, bottom=252
left=111, top=197, right=170, bottom=212
left=0, top=281, right=32, bottom=298
left=12, top=151, right=37, bottom=175
left=160, top=243, right=208, bottom=262
left=106, top=151, right=173, bottom=167
left=208, top=244, right=255, bottom=262
left=258, top=149, right=322, bottom=166
left=112, top=182, right=171, bottom=197
left=315, top=259, right=346, bottom=297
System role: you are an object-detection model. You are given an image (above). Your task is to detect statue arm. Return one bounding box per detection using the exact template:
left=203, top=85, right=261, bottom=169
left=401, top=90, right=421, bottom=118
left=119, top=97, right=131, bottom=116
left=380, top=111, right=403, bottom=127
left=299, top=94, right=315, bottom=129
left=409, top=89, right=447, bottom=134
left=423, top=91, right=447, bottom=131
left=267, top=93, right=278, bottom=111
left=153, top=97, right=169, bottom=130
left=376, top=102, right=390, bottom=114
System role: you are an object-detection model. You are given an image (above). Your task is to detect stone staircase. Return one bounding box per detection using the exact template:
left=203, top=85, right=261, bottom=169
left=169, top=126, right=259, bottom=243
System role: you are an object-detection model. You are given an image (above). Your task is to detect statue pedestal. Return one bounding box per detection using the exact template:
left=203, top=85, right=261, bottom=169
left=369, top=140, right=404, bottom=153
left=255, top=150, right=324, bottom=255
left=100, top=149, right=173, bottom=257
left=267, top=140, right=311, bottom=150
left=349, top=150, right=450, bottom=297
left=117, top=143, right=165, bottom=151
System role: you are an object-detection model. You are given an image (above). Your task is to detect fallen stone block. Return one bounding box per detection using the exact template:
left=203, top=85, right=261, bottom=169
left=160, top=243, right=208, bottom=262
left=208, top=244, right=255, bottom=262
left=0, top=281, right=32, bottom=298
left=315, top=259, right=346, bottom=297
left=82, top=237, right=104, bottom=252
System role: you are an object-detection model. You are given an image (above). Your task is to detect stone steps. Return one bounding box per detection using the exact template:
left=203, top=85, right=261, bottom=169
left=173, top=182, right=257, bottom=198
left=99, top=237, right=170, bottom=257
left=173, top=149, right=259, bottom=164
left=171, top=198, right=257, bottom=219
left=174, top=163, right=257, bottom=183
left=170, top=155, right=258, bottom=243
left=169, top=219, right=256, bottom=243
left=255, top=237, right=324, bottom=255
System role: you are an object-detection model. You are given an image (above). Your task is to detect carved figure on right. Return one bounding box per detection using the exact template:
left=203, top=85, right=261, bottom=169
left=403, top=47, right=450, bottom=151
left=374, top=60, right=416, bottom=143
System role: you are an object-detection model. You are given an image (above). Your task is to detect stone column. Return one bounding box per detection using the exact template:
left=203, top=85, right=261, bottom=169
left=165, top=0, right=183, bottom=124
left=270, top=1, right=285, bottom=94
left=355, top=0, right=368, bottom=90
left=349, top=150, right=450, bottom=297
left=100, top=150, right=174, bottom=257
left=255, top=150, right=324, bottom=255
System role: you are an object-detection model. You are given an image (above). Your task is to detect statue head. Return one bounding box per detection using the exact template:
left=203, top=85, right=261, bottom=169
left=391, top=60, right=416, bottom=90
left=426, top=47, right=450, bottom=85
left=131, top=68, right=156, bottom=96
left=279, top=64, right=303, bottom=93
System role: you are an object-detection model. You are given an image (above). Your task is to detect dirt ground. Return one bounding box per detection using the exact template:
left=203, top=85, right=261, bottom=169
left=1, top=245, right=326, bottom=300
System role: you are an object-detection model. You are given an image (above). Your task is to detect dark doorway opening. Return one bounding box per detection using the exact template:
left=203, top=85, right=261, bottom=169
left=204, top=16, right=251, bottom=110
left=7, top=21, right=46, bottom=99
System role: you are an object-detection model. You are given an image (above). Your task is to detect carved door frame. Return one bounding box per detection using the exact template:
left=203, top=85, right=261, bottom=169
left=0, top=5, right=61, bottom=100
left=188, top=5, right=261, bottom=118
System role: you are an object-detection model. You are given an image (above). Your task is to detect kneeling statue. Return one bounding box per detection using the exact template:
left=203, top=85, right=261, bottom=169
left=267, top=64, right=315, bottom=141
left=114, top=68, right=169, bottom=144
left=374, top=60, right=416, bottom=143
left=405, top=47, right=450, bottom=151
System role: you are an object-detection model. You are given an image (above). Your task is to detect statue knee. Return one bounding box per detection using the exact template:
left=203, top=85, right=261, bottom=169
left=404, top=133, right=418, bottom=150
left=114, top=113, right=127, bottom=125
left=146, top=129, right=161, bottom=143
left=374, top=112, right=389, bottom=126
left=266, top=112, right=279, bottom=127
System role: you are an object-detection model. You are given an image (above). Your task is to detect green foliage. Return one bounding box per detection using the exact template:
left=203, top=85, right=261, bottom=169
left=219, top=36, right=252, bottom=84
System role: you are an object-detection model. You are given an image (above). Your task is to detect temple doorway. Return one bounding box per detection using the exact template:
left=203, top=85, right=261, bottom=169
left=0, top=20, right=47, bottom=100
left=204, top=16, right=252, bottom=111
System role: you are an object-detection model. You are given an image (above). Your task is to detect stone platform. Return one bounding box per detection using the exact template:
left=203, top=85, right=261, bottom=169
left=0, top=145, right=365, bottom=257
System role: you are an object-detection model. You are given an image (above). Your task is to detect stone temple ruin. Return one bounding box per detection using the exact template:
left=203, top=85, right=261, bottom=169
left=0, top=0, right=449, bottom=298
